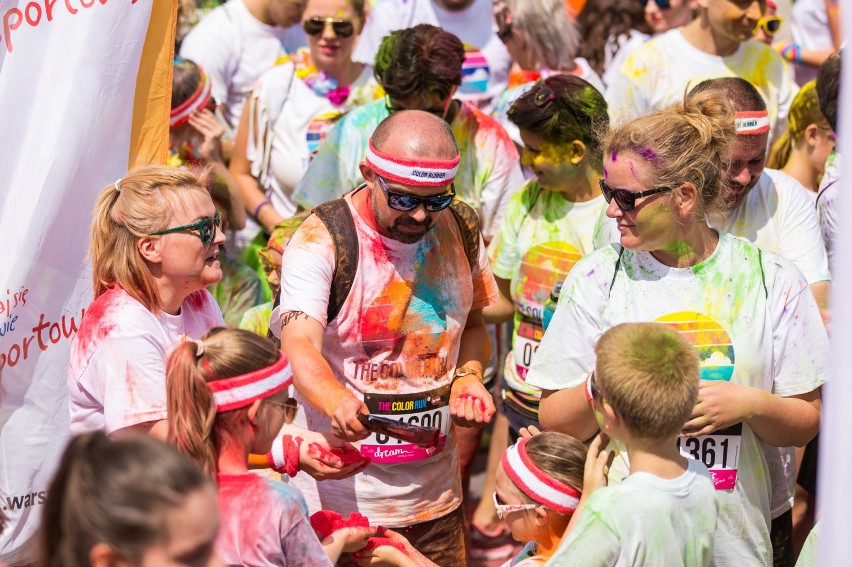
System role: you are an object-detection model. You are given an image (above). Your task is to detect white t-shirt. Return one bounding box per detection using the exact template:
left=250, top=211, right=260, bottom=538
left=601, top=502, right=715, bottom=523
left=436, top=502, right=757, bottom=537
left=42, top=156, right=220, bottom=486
left=527, top=233, right=829, bottom=566
left=601, top=30, right=650, bottom=89
left=352, top=0, right=511, bottom=109
left=791, top=0, right=834, bottom=85
left=548, top=459, right=718, bottom=567
left=605, top=29, right=797, bottom=136
left=246, top=59, right=378, bottom=218
left=293, top=99, right=525, bottom=242
left=490, top=62, right=605, bottom=147
left=817, top=150, right=840, bottom=277
left=709, top=169, right=830, bottom=285
left=488, top=182, right=609, bottom=398
left=180, top=0, right=306, bottom=129
left=67, top=286, right=224, bottom=434
left=272, top=191, right=499, bottom=526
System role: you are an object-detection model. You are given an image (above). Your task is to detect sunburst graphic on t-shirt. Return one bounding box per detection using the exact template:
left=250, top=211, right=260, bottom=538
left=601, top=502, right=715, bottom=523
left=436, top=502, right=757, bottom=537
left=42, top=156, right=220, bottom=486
left=360, top=280, right=448, bottom=373
left=655, top=312, right=735, bottom=381
left=305, top=110, right=342, bottom=159
left=514, top=241, right=582, bottom=322
left=460, top=45, right=490, bottom=95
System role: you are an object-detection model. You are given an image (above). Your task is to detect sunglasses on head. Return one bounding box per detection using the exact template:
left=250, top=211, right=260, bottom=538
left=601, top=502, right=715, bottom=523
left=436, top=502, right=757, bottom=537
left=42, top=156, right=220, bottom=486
left=753, top=15, right=783, bottom=36
left=494, top=5, right=513, bottom=41
left=149, top=211, right=222, bottom=244
left=599, top=179, right=673, bottom=212
left=302, top=17, right=355, bottom=38
left=639, top=0, right=671, bottom=9
left=376, top=175, right=456, bottom=212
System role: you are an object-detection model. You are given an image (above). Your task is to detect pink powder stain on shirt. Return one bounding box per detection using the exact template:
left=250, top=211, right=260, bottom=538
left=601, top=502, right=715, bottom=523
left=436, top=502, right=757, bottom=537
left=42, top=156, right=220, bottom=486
left=73, top=287, right=124, bottom=357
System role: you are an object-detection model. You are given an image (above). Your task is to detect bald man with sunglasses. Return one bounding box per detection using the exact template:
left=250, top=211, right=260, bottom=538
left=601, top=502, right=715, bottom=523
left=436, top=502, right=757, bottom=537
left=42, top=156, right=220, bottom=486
left=272, top=110, right=499, bottom=565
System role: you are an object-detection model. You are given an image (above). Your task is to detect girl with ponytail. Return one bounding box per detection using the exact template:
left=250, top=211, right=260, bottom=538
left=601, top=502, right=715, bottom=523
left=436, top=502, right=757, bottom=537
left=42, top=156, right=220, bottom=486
left=167, top=327, right=374, bottom=566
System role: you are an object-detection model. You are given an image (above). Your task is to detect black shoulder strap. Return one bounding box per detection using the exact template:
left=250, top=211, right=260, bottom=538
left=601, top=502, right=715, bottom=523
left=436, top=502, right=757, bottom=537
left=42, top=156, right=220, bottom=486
left=448, top=199, right=481, bottom=272
left=313, top=198, right=359, bottom=323
left=607, top=245, right=626, bottom=299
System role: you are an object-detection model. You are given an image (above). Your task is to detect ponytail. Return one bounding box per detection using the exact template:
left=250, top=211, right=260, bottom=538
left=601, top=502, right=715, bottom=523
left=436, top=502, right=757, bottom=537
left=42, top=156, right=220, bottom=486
left=767, top=131, right=794, bottom=170
left=167, top=340, right=218, bottom=476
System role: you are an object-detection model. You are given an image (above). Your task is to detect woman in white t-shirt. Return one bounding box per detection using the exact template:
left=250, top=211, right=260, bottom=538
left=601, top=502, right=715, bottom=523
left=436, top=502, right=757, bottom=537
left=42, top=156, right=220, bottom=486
left=230, top=0, right=381, bottom=234
left=490, top=0, right=604, bottom=147
left=68, top=166, right=227, bottom=436
left=526, top=91, right=828, bottom=566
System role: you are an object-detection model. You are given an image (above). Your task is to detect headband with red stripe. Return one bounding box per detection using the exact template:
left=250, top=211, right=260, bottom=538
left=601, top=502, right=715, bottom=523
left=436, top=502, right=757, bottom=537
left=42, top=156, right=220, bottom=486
left=207, top=356, right=292, bottom=412
left=170, top=67, right=213, bottom=129
left=501, top=437, right=581, bottom=515
left=365, top=140, right=460, bottom=187
left=735, top=110, right=770, bottom=136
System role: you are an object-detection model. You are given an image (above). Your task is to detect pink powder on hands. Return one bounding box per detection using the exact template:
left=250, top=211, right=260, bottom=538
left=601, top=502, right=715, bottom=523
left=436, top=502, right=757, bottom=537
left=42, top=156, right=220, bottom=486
left=310, top=511, right=371, bottom=541
left=307, top=442, right=371, bottom=467
left=361, top=537, right=408, bottom=554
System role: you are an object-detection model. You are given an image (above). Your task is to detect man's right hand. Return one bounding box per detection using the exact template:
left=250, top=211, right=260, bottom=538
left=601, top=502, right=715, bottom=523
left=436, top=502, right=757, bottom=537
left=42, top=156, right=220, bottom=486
left=332, top=396, right=371, bottom=441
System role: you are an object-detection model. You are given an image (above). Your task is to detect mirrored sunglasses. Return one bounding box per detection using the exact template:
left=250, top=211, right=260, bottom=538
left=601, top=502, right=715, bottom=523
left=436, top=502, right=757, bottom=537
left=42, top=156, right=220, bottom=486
left=302, top=17, right=355, bottom=38
left=376, top=175, right=456, bottom=212
left=599, top=179, right=673, bottom=212
left=149, top=211, right=222, bottom=244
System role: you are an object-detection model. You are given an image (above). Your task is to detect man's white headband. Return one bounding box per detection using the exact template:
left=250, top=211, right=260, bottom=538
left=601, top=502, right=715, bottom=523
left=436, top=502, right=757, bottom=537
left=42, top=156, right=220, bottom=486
left=207, top=356, right=292, bottom=412
left=501, top=437, right=581, bottom=514
left=735, top=110, right=770, bottom=136
left=365, top=140, right=459, bottom=187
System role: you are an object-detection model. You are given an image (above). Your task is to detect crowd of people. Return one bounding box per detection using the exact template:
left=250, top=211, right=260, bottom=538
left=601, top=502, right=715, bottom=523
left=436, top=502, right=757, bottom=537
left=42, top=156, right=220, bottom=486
left=3, top=0, right=842, bottom=565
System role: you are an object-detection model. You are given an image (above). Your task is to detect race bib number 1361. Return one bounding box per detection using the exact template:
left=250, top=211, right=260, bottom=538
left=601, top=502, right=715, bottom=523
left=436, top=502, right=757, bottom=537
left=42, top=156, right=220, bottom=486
left=677, top=423, right=742, bottom=490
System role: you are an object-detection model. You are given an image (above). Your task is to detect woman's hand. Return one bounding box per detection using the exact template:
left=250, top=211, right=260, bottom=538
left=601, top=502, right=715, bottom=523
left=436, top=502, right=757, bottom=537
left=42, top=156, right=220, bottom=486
left=582, top=432, right=612, bottom=498
left=682, top=380, right=756, bottom=437
left=187, top=108, right=225, bottom=163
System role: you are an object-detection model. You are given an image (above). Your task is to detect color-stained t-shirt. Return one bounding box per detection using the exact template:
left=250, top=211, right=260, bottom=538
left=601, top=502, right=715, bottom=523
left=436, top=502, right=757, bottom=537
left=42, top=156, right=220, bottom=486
left=293, top=99, right=525, bottom=242
left=548, top=460, right=718, bottom=567
left=179, top=0, right=306, bottom=130
left=246, top=53, right=380, bottom=218
left=490, top=62, right=605, bottom=147
left=68, top=286, right=224, bottom=434
left=527, top=233, right=828, bottom=566
left=488, top=181, right=609, bottom=400
left=605, top=29, right=797, bottom=137
left=272, top=190, right=499, bottom=526
left=216, top=473, right=331, bottom=567
left=817, top=150, right=840, bottom=277
left=352, top=0, right=511, bottom=109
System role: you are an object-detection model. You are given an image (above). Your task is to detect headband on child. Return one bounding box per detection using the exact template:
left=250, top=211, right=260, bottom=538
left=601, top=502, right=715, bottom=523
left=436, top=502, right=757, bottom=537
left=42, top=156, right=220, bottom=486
left=365, top=140, right=460, bottom=187
left=501, top=437, right=581, bottom=515
left=170, top=67, right=213, bottom=129
left=207, top=356, right=292, bottom=412
left=735, top=111, right=770, bottom=136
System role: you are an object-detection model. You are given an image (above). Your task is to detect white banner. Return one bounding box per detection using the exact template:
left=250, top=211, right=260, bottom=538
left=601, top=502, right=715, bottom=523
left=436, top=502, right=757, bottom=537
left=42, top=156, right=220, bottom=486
left=0, top=0, right=174, bottom=559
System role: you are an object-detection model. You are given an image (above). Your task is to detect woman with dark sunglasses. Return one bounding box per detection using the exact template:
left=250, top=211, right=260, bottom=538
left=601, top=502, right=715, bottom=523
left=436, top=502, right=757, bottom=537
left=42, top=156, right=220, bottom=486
left=490, top=0, right=604, bottom=147
left=642, top=0, right=697, bottom=35
left=230, top=0, right=382, bottom=235
left=525, top=91, right=828, bottom=566
left=68, top=166, right=366, bottom=482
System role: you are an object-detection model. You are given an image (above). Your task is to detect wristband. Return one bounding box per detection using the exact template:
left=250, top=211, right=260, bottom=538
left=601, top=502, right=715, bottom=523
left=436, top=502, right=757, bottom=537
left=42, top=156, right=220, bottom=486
left=253, top=200, right=271, bottom=220
left=267, top=434, right=302, bottom=477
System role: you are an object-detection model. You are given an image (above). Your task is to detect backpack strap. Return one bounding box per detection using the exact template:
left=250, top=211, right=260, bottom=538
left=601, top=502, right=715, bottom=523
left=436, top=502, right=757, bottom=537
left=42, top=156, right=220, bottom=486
left=313, top=198, right=359, bottom=323
left=448, top=200, right=481, bottom=272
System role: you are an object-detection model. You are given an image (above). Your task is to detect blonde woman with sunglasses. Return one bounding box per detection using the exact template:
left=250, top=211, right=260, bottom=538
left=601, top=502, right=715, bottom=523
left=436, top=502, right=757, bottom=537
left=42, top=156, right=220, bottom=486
left=231, top=0, right=381, bottom=236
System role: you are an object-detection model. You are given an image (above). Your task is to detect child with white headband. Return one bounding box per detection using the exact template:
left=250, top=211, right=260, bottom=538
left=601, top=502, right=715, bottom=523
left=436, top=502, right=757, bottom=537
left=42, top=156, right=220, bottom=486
left=549, top=323, right=718, bottom=566
left=166, top=327, right=376, bottom=565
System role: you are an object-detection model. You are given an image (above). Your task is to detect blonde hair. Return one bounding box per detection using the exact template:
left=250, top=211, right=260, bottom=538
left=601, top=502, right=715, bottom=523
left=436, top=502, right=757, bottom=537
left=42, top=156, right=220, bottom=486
left=603, top=90, right=735, bottom=219
left=42, top=432, right=209, bottom=567
left=595, top=323, right=699, bottom=439
left=89, top=165, right=210, bottom=313
left=166, top=327, right=282, bottom=476
left=509, top=432, right=585, bottom=510
left=768, top=82, right=827, bottom=170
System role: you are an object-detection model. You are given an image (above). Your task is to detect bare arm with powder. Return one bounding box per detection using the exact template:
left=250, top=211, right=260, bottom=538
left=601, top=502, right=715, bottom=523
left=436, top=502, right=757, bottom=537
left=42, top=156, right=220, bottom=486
left=279, top=311, right=370, bottom=441
left=538, top=387, right=600, bottom=443
left=450, top=309, right=496, bottom=427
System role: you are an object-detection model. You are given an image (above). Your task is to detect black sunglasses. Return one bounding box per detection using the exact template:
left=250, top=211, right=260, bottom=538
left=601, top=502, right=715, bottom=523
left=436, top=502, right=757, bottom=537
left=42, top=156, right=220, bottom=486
left=599, top=179, right=673, bottom=212
left=302, top=17, right=355, bottom=38
left=639, top=0, right=671, bottom=8
left=376, top=176, right=455, bottom=212
left=149, top=211, right=222, bottom=244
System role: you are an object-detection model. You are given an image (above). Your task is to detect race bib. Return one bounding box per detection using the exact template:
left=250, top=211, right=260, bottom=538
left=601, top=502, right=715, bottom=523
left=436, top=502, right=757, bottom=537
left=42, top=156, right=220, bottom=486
left=513, top=318, right=543, bottom=380
left=360, top=384, right=451, bottom=464
left=677, top=423, right=742, bottom=490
